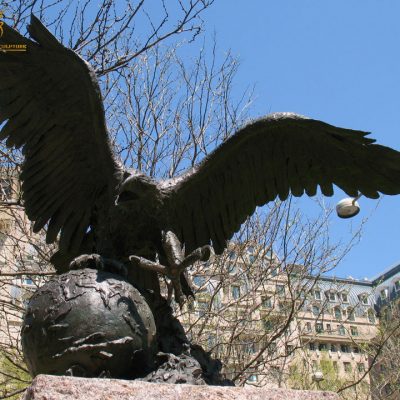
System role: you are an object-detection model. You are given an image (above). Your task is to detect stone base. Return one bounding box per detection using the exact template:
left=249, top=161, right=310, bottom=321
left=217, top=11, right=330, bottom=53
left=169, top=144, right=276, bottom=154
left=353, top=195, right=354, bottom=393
left=23, top=375, right=340, bottom=399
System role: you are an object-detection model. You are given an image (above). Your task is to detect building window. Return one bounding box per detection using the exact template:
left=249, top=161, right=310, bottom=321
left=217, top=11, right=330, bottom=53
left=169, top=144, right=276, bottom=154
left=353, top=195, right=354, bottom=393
left=343, top=362, right=352, bottom=373
left=262, top=296, right=272, bottom=308
left=338, top=325, right=345, bottom=336
left=350, top=326, right=358, bottom=336
left=380, top=288, right=388, bottom=300
left=312, top=305, right=320, bottom=317
left=368, top=309, right=376, bottom=323
left=10, top=286, right=21, bottom=301
left=208, top=334, right=216, bottom=348
left=268, top=342, right=277, bottom=355
left=0, top=178, right=12, bottom=201
left=314, top=290, right=321, bottom=301
left=231, top=285, right=241, bottom=299
left=334, top=307, right=342, bottom=320
left=384, top=384, right=392, bottom=396
left=264, top=248, right=273, bottom=259
left=197, top=301, right=208, bottom=316
left=315, top=322, right=323, bottom=333
left=328, top=292, right=336, bottom=302
left=297, top=289, right=306, bottom=299
left=187, top=301, right=195, bottom=311
left=330, top=344, right=337, bottom=352
left=264, top=319, right=272, bottom=331
left=309, top=342, right=315, bottom=351
left=243, top=342, right=256, bottom=354
left=326, top=323, right=332, bottom=333
left=360, top=295, right=369, bottom=305
left=347, top=308, right=355, bottom=321
left=247, top=246, right=255, bottom=263
left=227, top=264, right=236, bottom=274
left=395, top=280, right=400, bottom=292
left=247, top=374, right=257, bottom=383
left=270, top=267, right=279, bottom=277
left=23, top=277, right=34, bottom=286
left=305, top=322, right=312, bottom=332
left=212, top=294, right=221, bottom=310
left=318, top=343, right=328, bottom=352
left=341, top=293, right=349, bottom=303
left=340, top=344, right=350, bottom=353
left=0, top=220, right=13, bottom=236
left=276, top=285, right=285, bottom=297
left=278, top=299, right=287, bottom=312
left=0, top=232, right=5, bottom=250
left=357, top=363, right=365, bottom=373
left=193, top=275, right=205, bottom=287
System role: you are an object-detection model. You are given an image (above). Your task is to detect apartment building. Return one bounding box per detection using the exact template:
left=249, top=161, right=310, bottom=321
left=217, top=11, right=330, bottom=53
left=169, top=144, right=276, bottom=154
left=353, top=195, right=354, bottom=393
left=177, top=246, right=389, bottom=398
left=369, top=263, right=400, bottom=400
left=294, top=275, right=376, bottom=396
left=0, top=171, right=46, bottom=346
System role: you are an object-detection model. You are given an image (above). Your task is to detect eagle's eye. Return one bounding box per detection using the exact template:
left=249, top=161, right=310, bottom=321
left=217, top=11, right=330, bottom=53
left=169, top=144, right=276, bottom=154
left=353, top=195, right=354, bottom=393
left=118, top=191, right=140, bottom=203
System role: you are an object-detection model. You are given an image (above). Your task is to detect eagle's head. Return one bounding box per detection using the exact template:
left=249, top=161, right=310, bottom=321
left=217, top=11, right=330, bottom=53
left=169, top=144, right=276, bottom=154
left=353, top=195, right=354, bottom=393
left=115, top=171, right=163, bottom=212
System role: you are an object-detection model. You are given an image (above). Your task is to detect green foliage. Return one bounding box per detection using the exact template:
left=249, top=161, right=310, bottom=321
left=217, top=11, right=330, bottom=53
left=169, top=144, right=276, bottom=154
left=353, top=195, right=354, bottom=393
left=287, top=354, right=369, bottom=399
left=288, top=355, right=343, bottom=391
left=318, top=358, right=343, bottom=392
left=0, top=352, right=31, bottom=399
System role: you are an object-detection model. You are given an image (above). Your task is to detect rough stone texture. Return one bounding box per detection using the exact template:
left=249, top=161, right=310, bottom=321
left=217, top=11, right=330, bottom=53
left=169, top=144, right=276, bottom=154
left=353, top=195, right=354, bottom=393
left=23, top=375, right=340, bottom=400
left=141, top=352, right=205, bottom=385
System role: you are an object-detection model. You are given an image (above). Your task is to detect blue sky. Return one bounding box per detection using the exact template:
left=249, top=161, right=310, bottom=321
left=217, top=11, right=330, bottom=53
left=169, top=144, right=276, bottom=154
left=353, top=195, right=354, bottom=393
left=20, top=1, right=399, bottom=280
left=198, top=1, right=400, bottom=279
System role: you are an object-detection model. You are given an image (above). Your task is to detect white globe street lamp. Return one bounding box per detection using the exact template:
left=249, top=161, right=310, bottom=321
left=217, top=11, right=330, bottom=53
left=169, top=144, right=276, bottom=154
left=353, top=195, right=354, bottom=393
left=336, top=194, right=362, bottom=219
left=312, top=371, right=324, bottom=382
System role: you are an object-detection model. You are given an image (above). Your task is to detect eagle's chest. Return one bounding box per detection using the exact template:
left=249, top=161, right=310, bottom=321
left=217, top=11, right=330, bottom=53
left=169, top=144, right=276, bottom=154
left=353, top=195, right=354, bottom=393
left=109, top=205, right=163, bottom=258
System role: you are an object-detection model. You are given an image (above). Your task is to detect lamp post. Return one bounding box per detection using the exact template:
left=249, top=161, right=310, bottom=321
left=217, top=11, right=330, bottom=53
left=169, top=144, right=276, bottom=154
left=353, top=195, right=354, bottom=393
left=312, top=370, right=324, bottom=390
left=336, top=194, right=362, bottom=219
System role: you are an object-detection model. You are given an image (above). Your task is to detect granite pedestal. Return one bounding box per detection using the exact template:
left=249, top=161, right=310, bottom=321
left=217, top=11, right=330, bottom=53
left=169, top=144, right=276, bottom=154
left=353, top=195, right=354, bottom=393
left=23, top=375, right=340, bottom=400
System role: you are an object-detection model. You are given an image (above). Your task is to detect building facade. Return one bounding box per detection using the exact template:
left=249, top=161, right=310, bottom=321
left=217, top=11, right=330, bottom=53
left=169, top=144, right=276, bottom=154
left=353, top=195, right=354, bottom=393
left=369, top=263, right=400, bottom=400
left=0, top=190, right=399, bottom=398
left=177, top=246, right=399, bottom=398
left=0, top=171, right=49, bottom=346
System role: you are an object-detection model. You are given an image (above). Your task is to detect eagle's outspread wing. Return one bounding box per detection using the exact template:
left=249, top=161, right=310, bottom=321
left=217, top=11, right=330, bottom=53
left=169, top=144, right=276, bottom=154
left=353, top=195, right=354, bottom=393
left=163, top=112, right=400, bottom=254
left=0, top=16, right=121, bottom=256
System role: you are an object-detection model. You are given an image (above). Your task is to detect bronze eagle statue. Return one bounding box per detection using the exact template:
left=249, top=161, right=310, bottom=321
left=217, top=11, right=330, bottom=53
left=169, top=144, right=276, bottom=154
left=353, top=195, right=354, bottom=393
left=2, top=16, right=400, bottom=307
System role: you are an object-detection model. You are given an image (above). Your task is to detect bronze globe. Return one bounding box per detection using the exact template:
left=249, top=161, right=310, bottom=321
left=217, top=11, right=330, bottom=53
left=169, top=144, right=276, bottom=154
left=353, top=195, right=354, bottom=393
left=21, top=269, right=157, bottom=379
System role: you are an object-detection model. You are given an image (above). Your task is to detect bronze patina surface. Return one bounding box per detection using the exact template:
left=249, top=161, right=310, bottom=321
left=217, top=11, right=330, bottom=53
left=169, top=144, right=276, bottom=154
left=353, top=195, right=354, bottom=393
left=2, top=16, right=400, bottom=383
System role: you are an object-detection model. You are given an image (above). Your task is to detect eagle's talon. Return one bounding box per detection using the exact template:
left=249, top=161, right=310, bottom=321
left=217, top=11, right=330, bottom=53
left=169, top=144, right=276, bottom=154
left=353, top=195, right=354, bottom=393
left=69, top=254, right=104, bottom=271
left=69, top=254, right=128, bottom=278
left=131, top=231, right=211, bottom=306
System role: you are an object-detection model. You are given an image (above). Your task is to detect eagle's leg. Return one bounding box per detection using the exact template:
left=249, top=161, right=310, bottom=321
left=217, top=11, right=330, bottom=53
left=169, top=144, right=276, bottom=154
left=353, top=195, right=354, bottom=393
left=129, top=231, right=211, bottom=307
left=129, top=255, right=186, bottom=306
